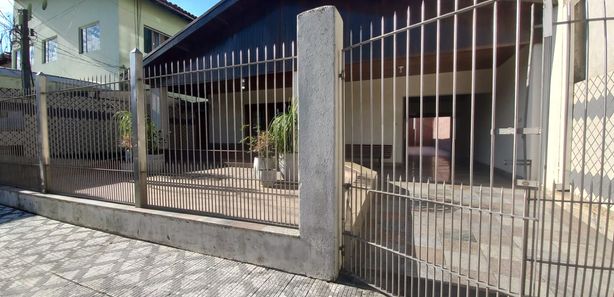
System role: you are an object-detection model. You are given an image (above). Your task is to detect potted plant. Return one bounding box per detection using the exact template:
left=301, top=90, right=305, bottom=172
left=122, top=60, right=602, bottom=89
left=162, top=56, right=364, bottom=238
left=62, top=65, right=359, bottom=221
left=114, top=111, right=165, bottom=173
left=242, top=130, right=277, bottom=187
left=270, top=103, right=298, bottom=181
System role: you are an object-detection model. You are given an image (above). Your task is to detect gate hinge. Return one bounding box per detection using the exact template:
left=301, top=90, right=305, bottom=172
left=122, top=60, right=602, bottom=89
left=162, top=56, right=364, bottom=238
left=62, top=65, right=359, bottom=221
left=339, top=70, right=345, bottom=80
left=339, top=244, right=345, bottom=256
left=343, top=183, right=352, bottom=190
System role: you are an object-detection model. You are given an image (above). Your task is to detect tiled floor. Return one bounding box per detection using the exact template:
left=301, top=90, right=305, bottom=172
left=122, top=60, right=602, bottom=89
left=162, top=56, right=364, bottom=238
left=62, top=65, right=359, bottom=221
left=0, top=205, right=382, bottom=297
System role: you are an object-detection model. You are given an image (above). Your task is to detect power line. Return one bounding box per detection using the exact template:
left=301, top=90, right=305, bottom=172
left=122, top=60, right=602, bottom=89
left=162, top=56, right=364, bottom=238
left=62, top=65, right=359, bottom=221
left=31, top=0, right=89, bottom=30
left=32, top=30, right=121, bottom=69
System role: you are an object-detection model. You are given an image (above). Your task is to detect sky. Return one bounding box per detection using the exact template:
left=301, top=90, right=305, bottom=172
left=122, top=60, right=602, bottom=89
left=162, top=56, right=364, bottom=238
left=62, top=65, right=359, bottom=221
left=0, top=0, right=221, bottom=52
left=173, top=0, right=220, bottom=16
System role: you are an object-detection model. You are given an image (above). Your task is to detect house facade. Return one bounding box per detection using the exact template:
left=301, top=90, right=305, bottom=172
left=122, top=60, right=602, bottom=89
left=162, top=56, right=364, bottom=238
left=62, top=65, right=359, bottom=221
left=11, top=0, right=194, bottom=78
left=143, top=0, right=538, bottom=184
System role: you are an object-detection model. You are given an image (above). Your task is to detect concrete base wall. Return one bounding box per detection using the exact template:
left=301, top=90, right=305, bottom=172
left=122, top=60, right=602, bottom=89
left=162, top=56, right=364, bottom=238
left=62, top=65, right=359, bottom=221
left=0, top=186, right=320, bottom=277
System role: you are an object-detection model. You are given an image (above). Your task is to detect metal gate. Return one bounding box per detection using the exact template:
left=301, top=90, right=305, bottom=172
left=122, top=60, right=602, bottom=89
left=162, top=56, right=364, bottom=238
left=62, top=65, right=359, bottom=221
left=340, top=1, right=613, bottom=296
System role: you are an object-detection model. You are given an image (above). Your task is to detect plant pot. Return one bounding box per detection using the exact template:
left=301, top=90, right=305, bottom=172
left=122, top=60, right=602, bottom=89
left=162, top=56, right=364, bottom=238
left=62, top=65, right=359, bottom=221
left=279, top=152, right=298, bottom=181
left=253, top=156, right=277, bottom=178
left=124, top=149, right=132, bottom=163
left=259, top=169, right=278, bottom=187
left=147, top=154, right=165, bottom=173
left=120, top=153, right=165, bottom=174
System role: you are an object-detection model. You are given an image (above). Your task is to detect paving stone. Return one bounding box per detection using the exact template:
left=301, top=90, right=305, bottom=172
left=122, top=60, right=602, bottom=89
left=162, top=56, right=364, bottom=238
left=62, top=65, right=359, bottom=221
left=0, top=205, right=382, bottom=296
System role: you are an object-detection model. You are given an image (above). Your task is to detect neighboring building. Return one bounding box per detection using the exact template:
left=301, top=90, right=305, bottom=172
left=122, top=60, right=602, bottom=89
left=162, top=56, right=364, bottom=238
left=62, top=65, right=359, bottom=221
left=11, top=0, right=195, bottom=78
left=0, top=53, right=11, bottom=68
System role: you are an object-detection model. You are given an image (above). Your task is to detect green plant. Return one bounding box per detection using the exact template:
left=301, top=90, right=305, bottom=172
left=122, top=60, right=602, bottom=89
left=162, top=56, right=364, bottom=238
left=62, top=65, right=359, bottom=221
left=269, top=103, right=297, bottom=154
left=114, top=111, right=161, bottom=154
left=241, top=129, right=275, bottom=158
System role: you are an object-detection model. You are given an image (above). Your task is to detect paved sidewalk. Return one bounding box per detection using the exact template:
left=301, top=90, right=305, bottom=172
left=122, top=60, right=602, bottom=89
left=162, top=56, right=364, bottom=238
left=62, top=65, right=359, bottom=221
left=0, top=205, right=381, bottom=297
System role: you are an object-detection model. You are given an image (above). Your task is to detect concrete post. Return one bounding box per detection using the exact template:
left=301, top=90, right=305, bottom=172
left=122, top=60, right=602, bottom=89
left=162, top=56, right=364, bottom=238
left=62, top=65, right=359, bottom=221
left=130, top=49, right=148, bottom=208
left=297, top=6, right=344, bottom=280
left=35, top=73, right=50, bottom=193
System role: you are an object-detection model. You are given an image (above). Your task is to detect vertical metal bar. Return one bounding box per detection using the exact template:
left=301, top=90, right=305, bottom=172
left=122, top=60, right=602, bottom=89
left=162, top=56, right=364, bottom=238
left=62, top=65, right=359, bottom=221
left=368, top=21, right=375, bottom=286
left=450, top=0, right=459, bottom=295
left=35, top=73, right=50, bottom=193
left=595, top=1, right=612, bottom=293
left=404, top=8, right=410, bottom=294
left=487, top=1, right=499, bottom=294
left=130, top=49, right=148, bottom=208
left=519, top=6, right=536, bottom=296
left=247, top=49, right=253, bottom=221
left=571, top=1, right=591, bottom=294
left=468, top=0, right=479, bottom=289
left=592, top=0, right=610, bottom=293
left=601, top=185, right=614, bottom=295
left=208, top=55, right=217, bottom=214
left=255, top=48, right=261, bottom=222
left=379, top=16, right=386, bottom=291
left=189, top=58, right=197, bottom=210
left=391, top=12, right=399, bottom=294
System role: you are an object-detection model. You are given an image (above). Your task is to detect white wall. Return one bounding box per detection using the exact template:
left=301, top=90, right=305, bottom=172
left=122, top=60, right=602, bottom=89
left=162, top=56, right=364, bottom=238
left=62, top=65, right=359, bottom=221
left=194, top=69, right=499, bottom=170
left=14, top=0, right=121, bottom=78
left=545, top=0, right=614, bottom=187
left=343, top=70, right=494, bottom=163
left=474, top=45, right=543, bottom=179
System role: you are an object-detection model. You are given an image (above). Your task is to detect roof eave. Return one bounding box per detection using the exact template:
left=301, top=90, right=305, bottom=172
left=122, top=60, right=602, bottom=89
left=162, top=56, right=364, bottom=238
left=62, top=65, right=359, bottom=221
left=144, top=0, right=240, bottom=66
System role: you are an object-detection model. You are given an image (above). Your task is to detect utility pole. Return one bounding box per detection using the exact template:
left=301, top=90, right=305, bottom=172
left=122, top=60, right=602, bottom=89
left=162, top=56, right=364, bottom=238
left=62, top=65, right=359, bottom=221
left=18, top=9, right=32, bottom=91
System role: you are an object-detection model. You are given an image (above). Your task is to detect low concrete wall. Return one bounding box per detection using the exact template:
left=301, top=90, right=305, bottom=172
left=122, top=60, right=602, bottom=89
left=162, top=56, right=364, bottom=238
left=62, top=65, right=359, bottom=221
left=0, top=186, right=315, bottom=277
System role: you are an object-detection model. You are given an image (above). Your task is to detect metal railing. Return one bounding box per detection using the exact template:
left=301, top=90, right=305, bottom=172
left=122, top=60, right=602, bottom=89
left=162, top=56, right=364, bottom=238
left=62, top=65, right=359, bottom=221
left=0, top=88, right=40, bottom=191
left=339, top=0, right=614, bottom=296
left=0, top=45, right=298, bottom=227
left=141, top=44, right=299, bottom=226
left=45, top=73, right=135, bottom=204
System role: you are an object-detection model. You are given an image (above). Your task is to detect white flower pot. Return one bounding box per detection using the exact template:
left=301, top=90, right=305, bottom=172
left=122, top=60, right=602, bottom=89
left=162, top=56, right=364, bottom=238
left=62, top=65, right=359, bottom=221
left=121, top=152, right=165, bottom=174
left=260, top=169, right=278, bottom=187
left=279, top=152, right=298, bottom=181
left=253, top=156, right=276, bottom=178
left=147, top=154, right=165, bottom=173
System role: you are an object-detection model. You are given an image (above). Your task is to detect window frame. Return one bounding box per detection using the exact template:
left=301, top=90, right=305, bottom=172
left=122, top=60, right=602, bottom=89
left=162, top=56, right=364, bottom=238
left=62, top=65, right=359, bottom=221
left=42, top=36, right=58, bottom=64
left=144, top=26, right=170, bottom=54
left=79, top=22, right=101, bottom=54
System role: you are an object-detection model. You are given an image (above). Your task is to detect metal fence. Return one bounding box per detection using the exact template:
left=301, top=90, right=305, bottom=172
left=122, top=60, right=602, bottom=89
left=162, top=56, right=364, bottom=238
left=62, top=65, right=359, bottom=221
left=142, top=44, right=299, bottom=226
left=46, top=74, right=135, bottom=204
left=0, top=45, right=298, bottom=227
left=1, top=1, right=613, bottom=294
left=340, top=0, right=613, bottom=297
left=0, top=88, right=40, bottom=191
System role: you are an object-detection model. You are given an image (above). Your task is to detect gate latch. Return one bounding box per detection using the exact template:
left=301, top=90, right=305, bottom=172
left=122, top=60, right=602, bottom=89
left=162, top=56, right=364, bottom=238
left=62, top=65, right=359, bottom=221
left=516, top=179, right=539, bottom=189
left=496, top=127, right=541, bottom=135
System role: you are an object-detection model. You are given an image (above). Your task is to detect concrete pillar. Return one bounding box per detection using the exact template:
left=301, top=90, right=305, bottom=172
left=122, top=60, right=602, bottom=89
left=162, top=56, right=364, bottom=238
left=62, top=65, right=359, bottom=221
left=297, top=6, right=344, bottom=280
left=35, top=73, right=50, bottom=193
left=130, top=49, right=148, bottom=208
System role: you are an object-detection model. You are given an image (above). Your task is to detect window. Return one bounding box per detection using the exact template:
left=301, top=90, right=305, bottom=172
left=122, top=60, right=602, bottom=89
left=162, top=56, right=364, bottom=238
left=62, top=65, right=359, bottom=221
left=144, top=27, right=169, bottom=53
left=13, top=47, right=34, bottom=69
left=80, top=23, right=101, bottom=53
left=43, top=37, right=58, bottom=63
left=243, top=102, right=291, bottom=136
